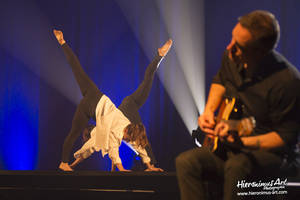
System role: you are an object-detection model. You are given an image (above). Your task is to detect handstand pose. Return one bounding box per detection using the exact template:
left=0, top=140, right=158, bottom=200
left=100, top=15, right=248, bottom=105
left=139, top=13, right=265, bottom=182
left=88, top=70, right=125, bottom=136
left=54, top=30, right=172, bottom=171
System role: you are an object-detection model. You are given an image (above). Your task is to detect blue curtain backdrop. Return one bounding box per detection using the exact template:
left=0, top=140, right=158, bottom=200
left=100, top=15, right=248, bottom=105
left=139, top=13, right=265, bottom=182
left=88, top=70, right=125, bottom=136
left=0, top=0, right=300, bottom=171
left=0, top=0, right=193, bottom=170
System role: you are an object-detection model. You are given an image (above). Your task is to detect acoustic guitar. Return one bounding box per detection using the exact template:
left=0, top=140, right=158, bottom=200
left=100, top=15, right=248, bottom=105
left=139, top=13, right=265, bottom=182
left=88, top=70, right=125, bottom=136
left=193, top=97, right=256, bottom=152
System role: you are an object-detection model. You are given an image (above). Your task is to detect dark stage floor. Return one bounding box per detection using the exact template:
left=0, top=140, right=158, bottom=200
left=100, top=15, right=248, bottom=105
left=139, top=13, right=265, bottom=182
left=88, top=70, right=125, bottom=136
left=1, top=170, right=299, bottom=200
left=0, top=170, right=180, bottom=200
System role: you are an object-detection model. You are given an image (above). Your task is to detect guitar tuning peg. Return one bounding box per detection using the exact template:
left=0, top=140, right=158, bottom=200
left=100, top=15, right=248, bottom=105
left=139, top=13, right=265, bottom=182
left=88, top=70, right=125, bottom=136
left=249, top=116, right=256, bottom=128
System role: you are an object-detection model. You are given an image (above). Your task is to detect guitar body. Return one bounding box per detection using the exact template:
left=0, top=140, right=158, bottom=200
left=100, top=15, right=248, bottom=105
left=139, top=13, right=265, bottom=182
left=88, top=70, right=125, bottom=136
left=193, top=97, right=245, bottom=153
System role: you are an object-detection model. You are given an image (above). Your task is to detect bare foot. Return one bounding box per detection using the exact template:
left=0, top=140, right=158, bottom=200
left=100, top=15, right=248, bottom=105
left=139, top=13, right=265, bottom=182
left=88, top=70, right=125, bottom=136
left=158, top=39, right=173, bottom=57
left=53, top=29, right=66, bottom=45
left=59, top=162, right=73, bottom=171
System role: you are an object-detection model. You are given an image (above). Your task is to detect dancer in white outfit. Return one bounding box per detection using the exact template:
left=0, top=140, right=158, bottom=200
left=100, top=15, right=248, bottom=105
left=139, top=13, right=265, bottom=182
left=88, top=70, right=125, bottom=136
left=53, top=30, right=172, bottom=171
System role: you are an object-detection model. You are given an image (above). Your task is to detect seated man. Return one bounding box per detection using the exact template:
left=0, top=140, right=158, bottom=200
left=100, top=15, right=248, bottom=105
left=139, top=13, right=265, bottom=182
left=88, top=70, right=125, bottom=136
left=176, top=10, right=300, bottom=200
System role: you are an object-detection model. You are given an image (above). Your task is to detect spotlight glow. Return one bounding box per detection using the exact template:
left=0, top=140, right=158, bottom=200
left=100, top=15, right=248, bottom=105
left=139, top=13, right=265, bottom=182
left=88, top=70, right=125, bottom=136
left=116, top=0, right=206, bottom=133
left=0, top=1, right=82, bottom=105
left=157, top=0, right=206, bottom=114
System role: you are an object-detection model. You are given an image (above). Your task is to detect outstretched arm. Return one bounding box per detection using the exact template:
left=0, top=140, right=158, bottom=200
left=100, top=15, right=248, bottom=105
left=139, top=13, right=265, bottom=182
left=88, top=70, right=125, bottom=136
left=130, top=142, right=163, bottom=171
left=145, top=162, right=163, bottom=172
left=70, top=157, right=84, bottom=169
left=109, top=145, right=131, bottom=172
left=130, top=39, right=173, bottom=108
left=71, top=133, right=97, bottom=169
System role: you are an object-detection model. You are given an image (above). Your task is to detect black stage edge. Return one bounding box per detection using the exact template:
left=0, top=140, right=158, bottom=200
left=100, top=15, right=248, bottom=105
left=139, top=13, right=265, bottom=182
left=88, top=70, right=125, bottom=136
left=0, top=171, right=180, bottom=200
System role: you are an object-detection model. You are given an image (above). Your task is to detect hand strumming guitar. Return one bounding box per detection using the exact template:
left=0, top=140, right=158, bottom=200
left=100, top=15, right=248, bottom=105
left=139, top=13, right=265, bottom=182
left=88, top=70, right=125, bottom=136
left=214, top=117, right=255, bottom=145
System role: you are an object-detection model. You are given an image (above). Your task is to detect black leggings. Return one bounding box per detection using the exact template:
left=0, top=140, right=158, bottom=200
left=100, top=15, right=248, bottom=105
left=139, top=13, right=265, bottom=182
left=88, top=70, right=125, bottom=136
left=61, top=43, right=161, bottom=163
left=61, top=44, right=103, bottom=162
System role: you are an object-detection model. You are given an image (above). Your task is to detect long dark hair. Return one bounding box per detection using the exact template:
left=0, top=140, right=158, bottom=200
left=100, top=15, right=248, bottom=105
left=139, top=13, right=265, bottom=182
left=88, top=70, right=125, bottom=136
left=123, top=123, right=148, bottom=148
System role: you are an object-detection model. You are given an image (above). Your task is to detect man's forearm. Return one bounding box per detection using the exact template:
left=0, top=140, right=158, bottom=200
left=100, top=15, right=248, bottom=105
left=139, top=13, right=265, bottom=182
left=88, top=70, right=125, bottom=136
left=241, top=132, right=285, bottom=150
left=204, top=83, right=226, bottom=113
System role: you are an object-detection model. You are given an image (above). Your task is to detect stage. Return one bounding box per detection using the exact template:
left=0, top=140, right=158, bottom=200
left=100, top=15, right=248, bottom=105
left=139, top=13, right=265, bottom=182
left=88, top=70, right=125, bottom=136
left=0, top=171, right=180, bottom=200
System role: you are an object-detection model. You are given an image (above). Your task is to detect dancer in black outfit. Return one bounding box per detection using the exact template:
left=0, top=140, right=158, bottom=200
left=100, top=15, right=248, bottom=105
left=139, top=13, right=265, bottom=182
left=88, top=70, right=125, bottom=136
left=53, top=30, right=172, bottom=171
